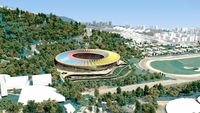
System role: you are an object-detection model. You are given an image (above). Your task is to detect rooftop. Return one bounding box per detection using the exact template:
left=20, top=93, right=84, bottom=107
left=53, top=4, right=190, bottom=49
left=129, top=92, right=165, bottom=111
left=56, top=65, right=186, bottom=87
left=166, top=98, right=200, bottom=113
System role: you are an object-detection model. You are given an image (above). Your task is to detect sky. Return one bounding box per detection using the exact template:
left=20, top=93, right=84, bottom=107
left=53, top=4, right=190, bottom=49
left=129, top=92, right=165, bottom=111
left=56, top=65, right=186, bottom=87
left=0, top=0, right=200, bottom=28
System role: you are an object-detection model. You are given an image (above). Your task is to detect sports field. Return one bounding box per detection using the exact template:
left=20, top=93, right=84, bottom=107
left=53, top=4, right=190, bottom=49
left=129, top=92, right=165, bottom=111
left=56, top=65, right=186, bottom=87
left=151, top=57, right=200, bottom=75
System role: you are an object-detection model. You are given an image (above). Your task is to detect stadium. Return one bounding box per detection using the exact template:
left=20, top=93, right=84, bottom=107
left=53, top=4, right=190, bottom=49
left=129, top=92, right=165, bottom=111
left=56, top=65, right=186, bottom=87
left=55, top=49, right=121, bottom=78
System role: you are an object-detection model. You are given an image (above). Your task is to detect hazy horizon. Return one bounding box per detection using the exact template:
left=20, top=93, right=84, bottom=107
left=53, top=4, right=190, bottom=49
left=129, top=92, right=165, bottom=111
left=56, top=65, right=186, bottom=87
left=1, top=0, right=200, bottom=29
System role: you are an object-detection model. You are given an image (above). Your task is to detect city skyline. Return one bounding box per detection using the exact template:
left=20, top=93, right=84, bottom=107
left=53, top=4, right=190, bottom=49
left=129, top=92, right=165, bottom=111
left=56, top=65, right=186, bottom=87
left=1, top=0, right=200, bottom=28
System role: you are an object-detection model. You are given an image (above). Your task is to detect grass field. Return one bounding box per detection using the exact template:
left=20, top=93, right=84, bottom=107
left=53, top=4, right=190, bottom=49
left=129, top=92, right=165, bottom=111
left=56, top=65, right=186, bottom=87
left=151, top=57, right=200, bottom=75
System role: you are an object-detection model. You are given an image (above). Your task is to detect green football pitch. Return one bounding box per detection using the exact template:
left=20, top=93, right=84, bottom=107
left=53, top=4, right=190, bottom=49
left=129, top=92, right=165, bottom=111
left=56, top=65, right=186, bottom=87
left=151, top=57, right=200, bottom=75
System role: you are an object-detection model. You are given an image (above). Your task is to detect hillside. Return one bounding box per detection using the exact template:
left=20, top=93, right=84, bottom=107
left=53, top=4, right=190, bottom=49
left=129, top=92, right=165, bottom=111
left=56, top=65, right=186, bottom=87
left=0, top=7, right=141, bottom=77
left=0, top=7, right=85, bottom=58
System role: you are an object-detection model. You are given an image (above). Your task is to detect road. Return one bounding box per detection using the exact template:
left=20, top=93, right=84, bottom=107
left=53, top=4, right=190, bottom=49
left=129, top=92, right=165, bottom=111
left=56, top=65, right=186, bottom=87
left=83, top=79, right=195, bottom=96
left=83, top=54, right=200, bottom=96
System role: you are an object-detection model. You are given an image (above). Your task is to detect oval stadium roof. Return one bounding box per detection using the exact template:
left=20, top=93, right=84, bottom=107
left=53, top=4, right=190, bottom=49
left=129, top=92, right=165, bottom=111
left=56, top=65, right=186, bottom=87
left=55, top=49, right=120, bottom=67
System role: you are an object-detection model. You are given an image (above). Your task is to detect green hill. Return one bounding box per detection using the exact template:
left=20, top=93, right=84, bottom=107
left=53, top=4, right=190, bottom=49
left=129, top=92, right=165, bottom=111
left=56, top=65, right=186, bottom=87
left=0, top=7, right=85, bottom=58
left=0, top=7, right=141, bottom=76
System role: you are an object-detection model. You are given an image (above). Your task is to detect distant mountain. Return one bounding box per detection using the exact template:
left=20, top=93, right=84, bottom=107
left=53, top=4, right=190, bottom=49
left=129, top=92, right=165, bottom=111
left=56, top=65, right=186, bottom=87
left=59, top=16, right=75, bottom=22
left=46, top=14, right=75, bottom=22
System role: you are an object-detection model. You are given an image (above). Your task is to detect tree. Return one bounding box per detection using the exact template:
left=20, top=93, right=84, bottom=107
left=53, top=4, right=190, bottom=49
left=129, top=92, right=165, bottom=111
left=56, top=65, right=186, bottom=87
left=191, top=82, right=198, bottom=92
left=36, top=103, right=44, bottom=113
left=0, top=48, right=3, bottom=56
left=148, top=88, right=160, bottom=97
left=135, top=100, right=142, bottom=113
left=142, top=103, right=156, bottom=113
left=41, top=100, right=63, bottom=113
left=116, top=94, right=126, bottom=106
left=0, top=99, right=22, bottom=113
left=89, top=97, right=96, bottom=105
left=51, top=67, right=60, bottom=83
left=75, top=92, right=82, bottom=101
left=129, top=96, right=136, bottom=104
left=108, top=102, right=123, bottom=113
left=182, top=85, right=190, bottom=94
left=23, top=100, right=38, bottom=113
left=106, top=99, right=112, bottom=107
left=135, top=87, right=144, bottom=97
left=94, top=88, right=99, bottom=97
left=0, top=99, right=13, bottom=111
left=168, top=87, right=179, bottom=97
left=88, top=106, right=93, bottom=112
left=16, top=8, right=20, bottom=16
left=144, top=95, right=158, bottom=109
left=7, top=102, right=22, bottom=113
left=144, top=85, right=149, bottom=95
left=56, top=105, right=64, bottom=113
left=157, top=83, right=165, bottom=96
left=116, top=87, right=122, bottom=94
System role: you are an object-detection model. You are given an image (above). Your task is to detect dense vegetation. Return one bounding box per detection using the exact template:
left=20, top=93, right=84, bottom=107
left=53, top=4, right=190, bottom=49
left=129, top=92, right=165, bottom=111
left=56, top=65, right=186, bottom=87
left=0, top=7, right=142, bottom=76
left=0, top=6, right=164, bottom=94
left=0, top=7, right=85, bottom=75
left=0, top=7, right=85, bottom=58
left=0, top=99, right=63, bottom=113
left=0, top=7, right=167, bottom=112
left=98, top=80, right=200, bottom=113
left=0, top=7, right=156, bottom=85
left=79, top=70, right=164, bottom=88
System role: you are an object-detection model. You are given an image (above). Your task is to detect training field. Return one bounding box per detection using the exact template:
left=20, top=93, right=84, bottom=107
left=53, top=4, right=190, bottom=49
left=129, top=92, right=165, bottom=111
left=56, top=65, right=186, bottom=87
left=151, top=57, right=200, bottom=75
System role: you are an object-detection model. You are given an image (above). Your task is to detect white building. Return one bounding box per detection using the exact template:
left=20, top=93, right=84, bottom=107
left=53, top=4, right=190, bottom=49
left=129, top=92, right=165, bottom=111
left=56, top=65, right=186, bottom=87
left=0, top=74, right=66, bottom=105
left=166, top=98, right=200, bottom=113
left=18, top=85, right=65, bottom=105
left=32, top=74, right=52, bottom=86
left=197, top=96, right=200, bottom=103
left=64, top=103, right=75, bottom=113
left=0, top=74, right=29, bottom=96
left=0, top=74, right=9, bottom=97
